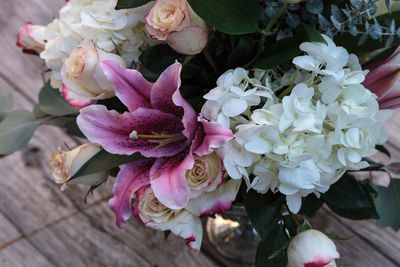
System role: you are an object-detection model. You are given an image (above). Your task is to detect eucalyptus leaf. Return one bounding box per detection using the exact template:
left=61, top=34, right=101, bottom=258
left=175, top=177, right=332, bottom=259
left=187, top=0, right=260, bottom=35
left=0, top=92, right=13, bottom=121
left=70, top=149, right=143, bottom=180
left=38, top=82, right=79, bottom=116
left=0, top=110, right=39, bottom=155
left=115, top=0, right=150, bottom=9
left=323, top=174, right=379, bottom=220
left=244, top=191, right=282, bottom=239
left=374, top=179, right=400, bottom=231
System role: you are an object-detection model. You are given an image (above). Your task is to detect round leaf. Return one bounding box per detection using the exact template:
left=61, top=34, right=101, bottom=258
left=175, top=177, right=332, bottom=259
left=38, top=82, right=79, bottom=116
left=0, top=110, right=39, bottom=155
left=187, top=0, right=260, bottom=35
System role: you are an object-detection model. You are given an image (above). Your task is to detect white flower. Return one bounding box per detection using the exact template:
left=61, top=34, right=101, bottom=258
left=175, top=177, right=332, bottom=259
left=202, top=68, right=273, bottom=128
left=205, top=35, right=391, bottom=214
left=288, top=229, right=340, bottom=267
left=40, top=0, right=154, bottom=88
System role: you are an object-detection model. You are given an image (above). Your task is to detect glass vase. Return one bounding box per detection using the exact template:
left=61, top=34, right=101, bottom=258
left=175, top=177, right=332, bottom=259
left=206, top=204, right=260, bottom=264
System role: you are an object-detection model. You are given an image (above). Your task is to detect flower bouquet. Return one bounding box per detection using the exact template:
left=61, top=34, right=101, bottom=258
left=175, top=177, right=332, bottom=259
left=4, top=0, right=400, bottom=266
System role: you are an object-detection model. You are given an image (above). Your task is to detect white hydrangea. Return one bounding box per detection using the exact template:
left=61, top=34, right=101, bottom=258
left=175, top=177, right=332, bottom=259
left=202, top=68, right=274, bottom=129
left=40, top=0, right=154, bottom=88
left=203, top=35, right=391, bottom=213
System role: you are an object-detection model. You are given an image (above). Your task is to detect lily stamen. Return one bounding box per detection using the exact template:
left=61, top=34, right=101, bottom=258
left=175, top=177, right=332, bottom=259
left=129, top=131, right=186, bottom=149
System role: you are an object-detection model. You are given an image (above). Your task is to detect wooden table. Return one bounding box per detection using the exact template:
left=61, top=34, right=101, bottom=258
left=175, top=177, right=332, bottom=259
left=0, top=1, right=399, bottom=266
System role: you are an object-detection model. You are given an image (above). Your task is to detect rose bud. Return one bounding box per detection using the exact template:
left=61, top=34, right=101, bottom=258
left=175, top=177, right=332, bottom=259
left=61, top=39, right=126, bottom=107
left=145, top=0, right=208, bottom=55
left=363, top=46, right=400, bottom=110
left=17, top=22, right=46, bottom=55
left=287, top=229, right=340, bottom=267
left=50, top=143, right=108, bottom=190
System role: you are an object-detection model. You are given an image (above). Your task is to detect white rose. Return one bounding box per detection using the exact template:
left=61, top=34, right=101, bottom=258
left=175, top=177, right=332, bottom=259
left=186, top=151, right=223, bottom=198
left=60, top=39, right=126, bottom=107
left=287, top=229, right=340, bottom=267
left=50, top=143, right=108, bottom=190
left=17, top=22, right=46, bottom=55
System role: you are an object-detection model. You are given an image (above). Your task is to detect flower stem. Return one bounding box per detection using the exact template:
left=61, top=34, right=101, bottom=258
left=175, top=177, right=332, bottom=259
left=202, top=49, right=219, bottom=76
left=244, top=3, right=290, bottom=68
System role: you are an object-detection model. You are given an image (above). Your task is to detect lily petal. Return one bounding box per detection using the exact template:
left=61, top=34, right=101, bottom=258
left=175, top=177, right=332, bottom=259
left=108, top=158, right=154, bottom=228
left=77, top=105, right=187, bottom=157
left=192, top=118, right=234, bottom=156
left=102, top=60, right=152, bottom=112
left=150, top=151, right=194, bottom=209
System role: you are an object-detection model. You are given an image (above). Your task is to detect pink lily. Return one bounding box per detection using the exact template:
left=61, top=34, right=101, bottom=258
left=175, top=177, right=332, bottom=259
left=108, top=157, right=241, bottom=249
left=77, top=61, right=233, bottom=210
left=363, top=46, right=400, bottom=109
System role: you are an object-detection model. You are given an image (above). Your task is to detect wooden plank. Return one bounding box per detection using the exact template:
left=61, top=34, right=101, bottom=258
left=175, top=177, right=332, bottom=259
left=311, top=208, right=398, bottom=267
left=1, top=199, right=218, bottom=267
left=0, top=240, right=52, bottom=267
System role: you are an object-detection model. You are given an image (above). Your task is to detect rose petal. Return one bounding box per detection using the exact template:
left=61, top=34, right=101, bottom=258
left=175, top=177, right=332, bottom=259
left=186, top=179, right=241, bottom=216
left=167, top=25, right=208, bottom=55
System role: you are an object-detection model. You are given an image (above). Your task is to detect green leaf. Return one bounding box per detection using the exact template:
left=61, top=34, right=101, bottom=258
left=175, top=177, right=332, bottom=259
left=0, top=110, right=39, bottom=155
left=0, top=92, right=13, bottom=121
left=299, top=194, right=323, bottom=218
left=254, top=37, right=302, bottom=69
left=296, top=24, right=327, bottom=44
left=115, top=0, right=150, bottom=9
left=70, top=149, right=143, bottom=180
left=256, top=223, right=289, bottom=267
left=65, top=120, right=85, bottom=138
left=323, top=174, right=379, bottom=220
left=187, top=0, right=260, bottom=35
left=296, top=220, right=312, bottom=234
left=227, top=37, right=255, bottom=68
left=374, top=179, right=400, bottom=231
left=140, top=44, right=181, bottom=75
left=244, top=190, right=282, bottom=239
left=376, top=145, right=391, bottom=158
left=38, top=82, right=79, bottom=116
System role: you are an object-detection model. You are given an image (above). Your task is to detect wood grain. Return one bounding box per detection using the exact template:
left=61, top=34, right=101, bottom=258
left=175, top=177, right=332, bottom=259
left=0, top=0, right=399, bottom=266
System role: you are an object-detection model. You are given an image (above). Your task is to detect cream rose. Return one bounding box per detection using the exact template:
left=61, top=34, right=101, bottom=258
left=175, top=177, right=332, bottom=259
left=50, top=143, right=108, bottom=190
left=287, top=229, right=340, bottom=267
left=145, top=0, right=208, bottom=55
left=17, top=22, right=46, bottom=55
left=133, top=186, right=203, bottom=250
left=186, top=151, right=223, bottom=198
left=60, top=39, right=126, bottom=107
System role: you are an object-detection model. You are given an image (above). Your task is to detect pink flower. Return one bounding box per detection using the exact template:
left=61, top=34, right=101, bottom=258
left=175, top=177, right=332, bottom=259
left=145, top=0, right=208, bottom=55
left=77, top=61, right=233, bottom=210
left=61, top=39, right=127, bottom=107
left=363, top=46, right=400, bottom=109
left=107, top=157, right=240, bottom=250
left=287, top=229, right=340, bottom=267
left=17, top=22, right=46, bottom=55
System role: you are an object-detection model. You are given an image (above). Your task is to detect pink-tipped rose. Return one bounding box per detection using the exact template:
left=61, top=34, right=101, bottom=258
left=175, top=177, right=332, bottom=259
left=145, top=0, right=208, bottom=55
left=61, top=39, right=126, bottom=107
left=363, top=46, right=400, bottom=110
left=17, top=22, right=46, bottom=55
left=287, top=229, right=340, bottom=267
